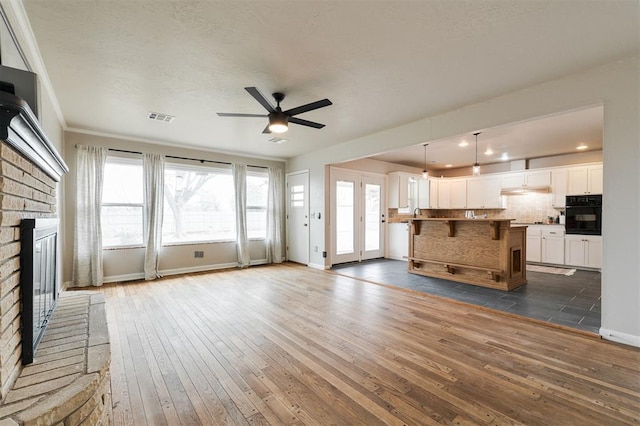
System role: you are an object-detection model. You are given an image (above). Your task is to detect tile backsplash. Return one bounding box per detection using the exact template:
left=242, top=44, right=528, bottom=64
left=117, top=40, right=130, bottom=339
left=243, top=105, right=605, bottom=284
left=502, top=192, right=561, bottom=223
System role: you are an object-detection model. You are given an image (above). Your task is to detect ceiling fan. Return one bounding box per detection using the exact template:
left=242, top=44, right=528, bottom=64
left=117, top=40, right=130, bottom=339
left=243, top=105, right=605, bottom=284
left=217, top=87, right=332, bottom=134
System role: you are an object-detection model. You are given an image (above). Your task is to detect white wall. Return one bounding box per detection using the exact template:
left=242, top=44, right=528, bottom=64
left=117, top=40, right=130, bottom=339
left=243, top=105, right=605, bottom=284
left=63, top=131, right=285, bottom=284
left=288, top=57, right=640, bottom=347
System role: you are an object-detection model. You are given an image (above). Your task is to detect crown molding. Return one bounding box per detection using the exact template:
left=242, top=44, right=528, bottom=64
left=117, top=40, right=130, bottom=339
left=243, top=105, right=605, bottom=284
left=0, top=0, right=66, bottom=128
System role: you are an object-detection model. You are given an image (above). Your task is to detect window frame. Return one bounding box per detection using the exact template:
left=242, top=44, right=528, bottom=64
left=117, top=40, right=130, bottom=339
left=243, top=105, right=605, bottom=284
left=246, top=167, right=269, bottom=241
left=161, top=161, right=236, bottom=246
left=101, top=154, right=145, bottom=249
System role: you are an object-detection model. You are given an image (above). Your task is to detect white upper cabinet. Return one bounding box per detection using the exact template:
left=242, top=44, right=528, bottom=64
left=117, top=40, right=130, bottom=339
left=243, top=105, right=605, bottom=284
left=450, top=179, right=467, bottom=209
left=467, top=176, right=504, bottom=209
left=387, top=172, right=405, bottom=209
left=526, top=170, right=552, bottom=187
left=567, top=165, right=603, bottom=195
left=437, top=180, right=451, bottom=209
left=429, top=178, right=467, bottom=209
left=428, top=179, right=439, bottom=209
left=551, top=169, right=567, bottom=208
left=501, top=170, right=551, bottom=189
left=388, top=162, right=600, bottom=211
left=417, top=177, right=430, bottom=209
left=388, top=172, right=420, bottom=211
left=501, top=172, right=525, bottom=189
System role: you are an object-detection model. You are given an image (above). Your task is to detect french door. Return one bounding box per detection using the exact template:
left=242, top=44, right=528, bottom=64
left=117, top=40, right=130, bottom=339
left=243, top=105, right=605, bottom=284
left=330, top=168, right=385, bottom=265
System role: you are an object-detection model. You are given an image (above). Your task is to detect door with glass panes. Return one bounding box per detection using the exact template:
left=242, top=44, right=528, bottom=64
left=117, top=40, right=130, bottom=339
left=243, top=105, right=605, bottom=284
left=330, top=168, right=385, bottom=264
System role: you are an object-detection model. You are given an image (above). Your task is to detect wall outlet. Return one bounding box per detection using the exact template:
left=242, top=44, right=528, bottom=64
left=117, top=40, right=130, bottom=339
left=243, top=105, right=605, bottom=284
left=314, top=246, right=318, bottom=252
left=194, top=251, right=204, bottom=258
left=322, top=251, right=327, bottom=258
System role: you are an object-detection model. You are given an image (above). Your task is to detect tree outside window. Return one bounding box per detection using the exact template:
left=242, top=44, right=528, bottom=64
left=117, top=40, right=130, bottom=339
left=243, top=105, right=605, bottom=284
left=162, top=165, right=236, bottom=244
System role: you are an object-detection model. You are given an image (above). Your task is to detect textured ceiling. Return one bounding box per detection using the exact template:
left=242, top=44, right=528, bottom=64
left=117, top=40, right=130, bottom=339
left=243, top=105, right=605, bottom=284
left=21, top=0, right=639, bottom=162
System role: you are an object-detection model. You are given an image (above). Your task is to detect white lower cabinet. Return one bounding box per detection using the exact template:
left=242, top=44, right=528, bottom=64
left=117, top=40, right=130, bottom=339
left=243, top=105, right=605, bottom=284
left=541, top=234, right=565, bottom=264
left=564, top=235, right=602, bottom=268
left=526, top=225, right=565, bottom=265
left=386, top=222, right=409, bottom=260
left=526, top=231, right=542, bottom=262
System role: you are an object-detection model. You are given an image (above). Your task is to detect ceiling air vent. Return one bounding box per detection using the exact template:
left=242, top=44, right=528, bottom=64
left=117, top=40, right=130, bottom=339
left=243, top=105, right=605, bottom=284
left=148, top=111, right=175, bottom=123
left=268, top=137, right=288, bottom=144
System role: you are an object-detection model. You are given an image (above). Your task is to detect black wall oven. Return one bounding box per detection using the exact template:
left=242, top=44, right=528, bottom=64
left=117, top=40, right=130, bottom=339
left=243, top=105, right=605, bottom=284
left=565, top=195, right=602, bottom=235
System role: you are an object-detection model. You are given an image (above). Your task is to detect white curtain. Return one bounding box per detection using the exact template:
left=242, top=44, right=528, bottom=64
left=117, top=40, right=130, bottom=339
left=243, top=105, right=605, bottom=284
left=73, top=145, right=108, bottom=287
left=143, top=153, right=164, bottom=280
left=233, top=164, right=250, bottom=267
left=266, top=167, right=284, bottom=263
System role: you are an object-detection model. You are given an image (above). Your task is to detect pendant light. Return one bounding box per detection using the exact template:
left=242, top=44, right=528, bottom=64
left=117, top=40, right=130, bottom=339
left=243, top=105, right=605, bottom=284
left=422, top=143, right=429, bottom=179
left=472, top=132, right=481, bottom=176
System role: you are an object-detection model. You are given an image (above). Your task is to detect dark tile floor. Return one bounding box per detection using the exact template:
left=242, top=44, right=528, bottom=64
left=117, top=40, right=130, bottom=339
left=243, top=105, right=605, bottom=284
left=331, top=259, right=601, bottom=333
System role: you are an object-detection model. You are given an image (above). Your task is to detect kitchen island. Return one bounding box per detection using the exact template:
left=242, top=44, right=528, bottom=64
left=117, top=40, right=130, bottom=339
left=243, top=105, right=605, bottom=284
left=408, top=218, right=527, bottom=291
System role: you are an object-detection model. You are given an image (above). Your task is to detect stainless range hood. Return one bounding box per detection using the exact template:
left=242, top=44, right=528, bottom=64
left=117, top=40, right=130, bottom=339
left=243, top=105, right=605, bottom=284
left=500, top=186, right=551, bottom=196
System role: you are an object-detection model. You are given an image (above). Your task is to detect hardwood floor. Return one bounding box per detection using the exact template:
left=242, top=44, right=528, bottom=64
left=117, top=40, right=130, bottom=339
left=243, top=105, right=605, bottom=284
left=99, top=263, right=640, bottom=425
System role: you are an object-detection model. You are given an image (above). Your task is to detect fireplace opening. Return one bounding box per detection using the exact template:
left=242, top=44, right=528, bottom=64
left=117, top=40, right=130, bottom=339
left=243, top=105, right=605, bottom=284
left=20, top=218, right=58, bottom=364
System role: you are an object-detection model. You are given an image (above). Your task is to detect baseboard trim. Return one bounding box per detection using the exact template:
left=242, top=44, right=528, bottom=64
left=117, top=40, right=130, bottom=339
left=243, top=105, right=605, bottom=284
left=308, top=262, right=329, bottom=270
left=599, top=327, right=640, bottom=348
left=159, top=262, right=239, bottom=277
left=385, top=256, right=408, bottom=261
left=103, top=272, right=145, bottom=283
left=103, top=260, right=271, bottom=283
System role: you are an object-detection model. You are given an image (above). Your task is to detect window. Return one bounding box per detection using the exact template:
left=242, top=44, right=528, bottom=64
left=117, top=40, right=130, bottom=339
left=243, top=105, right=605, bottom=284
left=101, top=156, right=144, bottom=247
left=162, top=163, right=235, bottom=244
left=247, top=169, right=269, bottom=239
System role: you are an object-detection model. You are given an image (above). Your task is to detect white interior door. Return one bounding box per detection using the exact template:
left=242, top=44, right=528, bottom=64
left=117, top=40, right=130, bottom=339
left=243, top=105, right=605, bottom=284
left=331, top=169, right=385, bottom=265
left=286, top=171, right=309, bottom=265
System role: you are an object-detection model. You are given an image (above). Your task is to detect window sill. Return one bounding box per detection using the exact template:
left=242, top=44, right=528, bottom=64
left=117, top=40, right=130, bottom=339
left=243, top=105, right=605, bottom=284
left=103, top=245, right=144, bottom=250
left=102, top=239, right=267, bottom=250
left=161, top=238, right=266, bottom=247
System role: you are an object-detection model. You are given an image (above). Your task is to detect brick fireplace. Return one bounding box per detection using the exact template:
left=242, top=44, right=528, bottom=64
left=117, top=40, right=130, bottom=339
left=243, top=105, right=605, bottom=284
left=0, top=90, right=67, bottom=398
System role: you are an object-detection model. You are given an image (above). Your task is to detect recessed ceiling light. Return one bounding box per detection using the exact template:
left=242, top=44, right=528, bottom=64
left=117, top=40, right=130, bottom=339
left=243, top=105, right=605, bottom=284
left=445, top=164, right=453, bottom=168
left=458, top=141, right=468, bottom=147
left=484, top=148, right=494, bottom=155
left=576, top=144, right=588, bottom=150
left=501, top=153, right=509, bottom=161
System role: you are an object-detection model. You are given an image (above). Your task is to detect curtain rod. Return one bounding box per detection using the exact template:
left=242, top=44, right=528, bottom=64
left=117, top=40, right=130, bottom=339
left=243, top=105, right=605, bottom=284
left=77, top=146, right=269, bottom=169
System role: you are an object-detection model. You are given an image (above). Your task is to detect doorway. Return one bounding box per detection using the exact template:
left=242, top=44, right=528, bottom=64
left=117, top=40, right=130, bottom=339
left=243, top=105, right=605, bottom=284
left=286, top=171, right=309, bottom=265
left=330, top=168, right=385, bottom=265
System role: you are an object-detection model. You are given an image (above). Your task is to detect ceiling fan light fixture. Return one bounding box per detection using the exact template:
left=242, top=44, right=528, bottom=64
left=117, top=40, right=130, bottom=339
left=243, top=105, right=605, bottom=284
left=268, top=112, right=289, bottom=133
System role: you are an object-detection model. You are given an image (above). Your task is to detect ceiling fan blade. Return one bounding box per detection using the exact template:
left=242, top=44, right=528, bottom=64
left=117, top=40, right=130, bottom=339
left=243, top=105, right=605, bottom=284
left=284, top=99, right=332, bottom=116
left=262, top=124, right=271, bottom=134
left=289, top=117, right=325, bottom=129
left=217, top=112, right=267, bottom=117
left=245, top=87, right=276, bottom=113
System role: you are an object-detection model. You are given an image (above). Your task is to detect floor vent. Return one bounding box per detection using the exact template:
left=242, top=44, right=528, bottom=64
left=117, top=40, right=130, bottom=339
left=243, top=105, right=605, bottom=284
left=148, top=111, right=175, bottom=123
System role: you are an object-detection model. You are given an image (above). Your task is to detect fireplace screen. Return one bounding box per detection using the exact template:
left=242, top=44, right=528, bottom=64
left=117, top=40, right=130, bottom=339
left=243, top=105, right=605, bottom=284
left=20, top=218, right=58, bottom=364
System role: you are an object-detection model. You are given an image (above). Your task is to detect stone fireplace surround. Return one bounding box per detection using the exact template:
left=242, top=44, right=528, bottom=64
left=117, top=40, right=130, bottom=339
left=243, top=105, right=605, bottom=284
left=0, top=91, right=111, bottom=423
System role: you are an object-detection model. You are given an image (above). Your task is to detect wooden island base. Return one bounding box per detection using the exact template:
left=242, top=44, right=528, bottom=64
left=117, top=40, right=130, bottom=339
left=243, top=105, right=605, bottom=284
left=408, top=218, right=527, bottom=291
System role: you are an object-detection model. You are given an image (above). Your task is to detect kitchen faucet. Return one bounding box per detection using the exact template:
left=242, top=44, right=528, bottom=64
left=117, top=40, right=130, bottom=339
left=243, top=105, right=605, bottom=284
left=413, top=207, right=420, bottom=218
